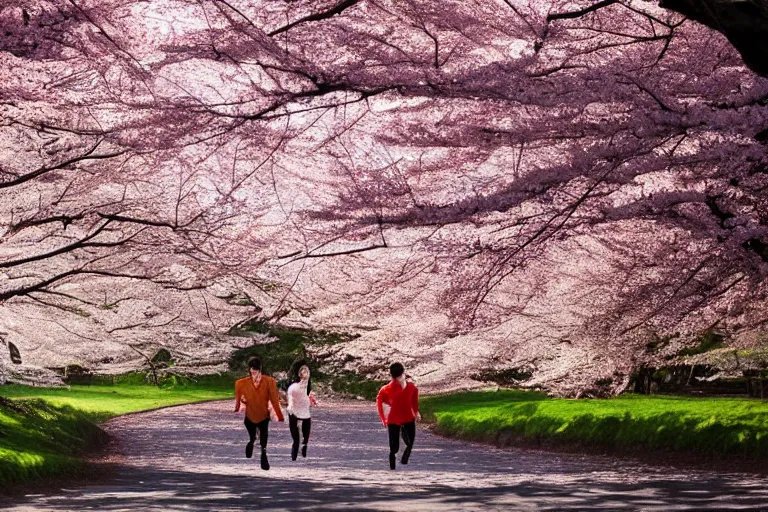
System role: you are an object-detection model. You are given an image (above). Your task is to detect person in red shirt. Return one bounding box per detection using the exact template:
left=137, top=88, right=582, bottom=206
left=234, top=356, right=284, bottom=470
left=376, top=362, right=421, bottom=470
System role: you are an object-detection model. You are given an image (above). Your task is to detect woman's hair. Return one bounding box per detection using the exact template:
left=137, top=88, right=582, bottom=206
left=290, top=359, right=312, bottom=395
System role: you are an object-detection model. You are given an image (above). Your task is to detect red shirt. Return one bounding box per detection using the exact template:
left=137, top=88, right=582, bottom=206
left=377, top=380, right=419, bottom=426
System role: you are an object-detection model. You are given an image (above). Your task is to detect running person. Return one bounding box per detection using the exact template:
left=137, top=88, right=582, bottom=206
left=286, top=360, right=318, bottom=460
left=376, top=362, right=421, bottom=470
left=234, top=356, right=284, bottom=470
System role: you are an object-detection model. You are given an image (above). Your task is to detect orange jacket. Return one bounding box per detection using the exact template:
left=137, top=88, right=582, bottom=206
left=235, top=375, right=284, bottom=423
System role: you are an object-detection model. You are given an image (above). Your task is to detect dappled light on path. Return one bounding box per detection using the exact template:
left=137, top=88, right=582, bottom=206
left=3, top=400, right=768, bottom=511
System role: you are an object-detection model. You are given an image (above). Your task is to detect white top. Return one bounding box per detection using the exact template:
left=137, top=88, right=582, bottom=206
left=287, top=382, right=313, bottom=419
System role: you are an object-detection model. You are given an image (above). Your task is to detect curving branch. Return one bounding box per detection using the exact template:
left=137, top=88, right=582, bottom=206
left=268, top=0, right=360, bottom=36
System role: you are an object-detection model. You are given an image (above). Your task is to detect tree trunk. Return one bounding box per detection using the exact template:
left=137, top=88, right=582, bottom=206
left=686, top=365, right=695, bottom=386
left=660, top=0, right=768, bottom=77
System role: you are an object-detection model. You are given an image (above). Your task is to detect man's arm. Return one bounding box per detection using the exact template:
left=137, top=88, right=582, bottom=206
left=412, top=385, right=421, bottom=421
left=376, top=386, right=388, bottom=426
left=234, top=382, right=243, bottom=412
left=270, top=379, right=285, bottom=421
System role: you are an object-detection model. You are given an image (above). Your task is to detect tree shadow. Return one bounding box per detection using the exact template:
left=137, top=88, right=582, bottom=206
left=2, top=463, right=768, bottom=511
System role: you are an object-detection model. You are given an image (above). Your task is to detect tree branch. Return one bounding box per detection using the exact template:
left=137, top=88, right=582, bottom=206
left=268, top=0, right=360, bottom=36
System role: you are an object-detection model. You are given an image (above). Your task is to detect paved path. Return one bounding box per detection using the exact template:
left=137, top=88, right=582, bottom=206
left=3, top=400, right=768, bottom=511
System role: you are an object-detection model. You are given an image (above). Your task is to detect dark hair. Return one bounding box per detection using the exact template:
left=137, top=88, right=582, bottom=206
left=290, top=359, right=311, bottom=395
left=389, top=362, right=405, bottom=378
left=247, top=356, right=262, bottom=372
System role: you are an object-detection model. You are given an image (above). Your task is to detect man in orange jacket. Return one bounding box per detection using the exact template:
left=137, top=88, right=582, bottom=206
left=235, top=356, right=284, bottom=470
left=376, top=362, right=421, bottom=470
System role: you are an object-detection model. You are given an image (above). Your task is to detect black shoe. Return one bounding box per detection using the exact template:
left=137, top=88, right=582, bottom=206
left=301, top=444, right=308, bottom=458
left=261, top=450, right=270, bottom=470
left=291, top=444, right=299, bottom=461
left=389, top=453, right=396, bottom=470
left=402, top=447, right=411, bottom=465
left=245, top=442, right=254, bottom=459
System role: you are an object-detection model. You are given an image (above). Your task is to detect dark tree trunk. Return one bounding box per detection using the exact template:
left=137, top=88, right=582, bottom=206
left=660, top=0, right=768, bottom=77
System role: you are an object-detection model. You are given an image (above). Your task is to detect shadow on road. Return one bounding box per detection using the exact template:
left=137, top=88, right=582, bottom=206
left=3, top=461, right=767, bottom=511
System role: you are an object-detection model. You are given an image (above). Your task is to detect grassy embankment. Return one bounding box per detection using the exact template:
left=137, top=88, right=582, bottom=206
left=0, top=374, right=233, bottom=486
left=421, top=389, right=768, bottom=459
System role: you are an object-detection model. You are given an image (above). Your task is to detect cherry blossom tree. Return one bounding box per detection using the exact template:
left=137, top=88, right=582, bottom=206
left=1, top=0, right=767, bottom=394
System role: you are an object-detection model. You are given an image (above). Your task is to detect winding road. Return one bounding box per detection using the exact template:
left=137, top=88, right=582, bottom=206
left=3, top=399, right=768, bottom=511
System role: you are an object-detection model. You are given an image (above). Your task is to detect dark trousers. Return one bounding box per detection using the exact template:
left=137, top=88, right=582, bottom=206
left=289, top=414, right=311, bottom=447
left=244, top=417, right=270, bottom=450
left=387, top=421, right=415, bottom=455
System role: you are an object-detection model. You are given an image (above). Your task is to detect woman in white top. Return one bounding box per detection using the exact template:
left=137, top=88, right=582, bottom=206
left=287, top=361, right=317, bottom=460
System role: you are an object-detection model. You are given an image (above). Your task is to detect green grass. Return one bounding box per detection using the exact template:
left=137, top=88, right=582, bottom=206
left=421, top=390, right=768, bottom=458
left=0, top=398, right=109, bottom=486
left=0, top=377, right=233, bottom=486
left=2, top=377, right=233, bottom=419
